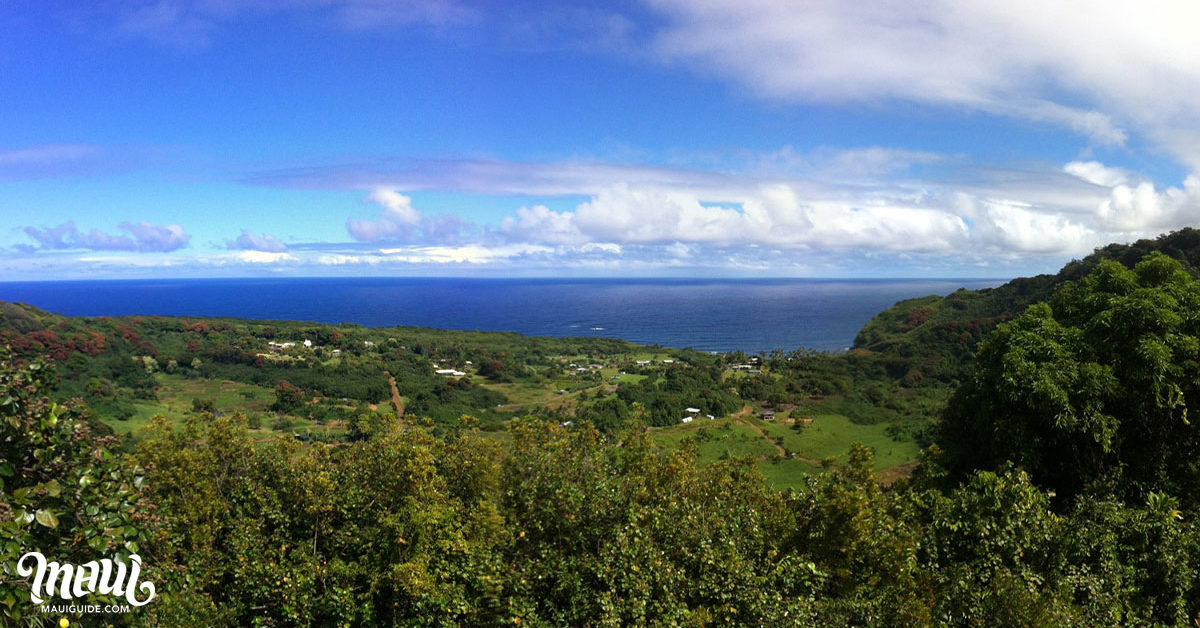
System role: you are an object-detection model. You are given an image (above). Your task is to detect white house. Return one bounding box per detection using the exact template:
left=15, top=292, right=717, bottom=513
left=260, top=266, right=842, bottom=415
left=303, top=339, right=313, bottom=348
left=685, top=407, right=701, bottom=414
left=681, top=416, right=694, bottom=424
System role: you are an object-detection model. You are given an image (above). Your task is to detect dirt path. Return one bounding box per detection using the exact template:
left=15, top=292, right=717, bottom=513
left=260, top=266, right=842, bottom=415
left=387, top=373, right=404, bottom=418
left=732, top=405, right=787, bottom=458
left=732, top=405, right=828, bottom=466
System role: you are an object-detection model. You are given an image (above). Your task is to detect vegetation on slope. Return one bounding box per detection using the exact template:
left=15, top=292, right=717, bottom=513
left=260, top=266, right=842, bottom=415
left=8, top=232, right=1200, bottom=623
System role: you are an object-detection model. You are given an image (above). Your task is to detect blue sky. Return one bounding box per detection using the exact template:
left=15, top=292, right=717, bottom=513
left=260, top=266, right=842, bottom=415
left=3, top=0, right=1200, bottom=280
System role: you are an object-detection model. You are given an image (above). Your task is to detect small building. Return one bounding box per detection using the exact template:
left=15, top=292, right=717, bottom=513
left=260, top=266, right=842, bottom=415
left=635, top=360, right=651, bottom=366
left=685, top=407, right=701, bottom=415
left=303, top=339, right=313, bottom=348
left=662, top=359, right=674, bottom=364
left=747, top=369, right=762, bottom=375
left=681, top=416, right=694, bottom=424
left=758, top=410, right=776, bottom=421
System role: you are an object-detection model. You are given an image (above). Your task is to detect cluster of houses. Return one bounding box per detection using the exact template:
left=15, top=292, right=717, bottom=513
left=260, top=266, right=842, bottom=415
left=568, top=363, right=604, bottom=376
left=435, top=361, right=471, bottom=377
left=680, top=407, right=715, bottom=424
left=264, top=338, right=344, bottom=358
left=731, top=364, right=763, bottom=375
left=634, top=358, right=676, bottom=367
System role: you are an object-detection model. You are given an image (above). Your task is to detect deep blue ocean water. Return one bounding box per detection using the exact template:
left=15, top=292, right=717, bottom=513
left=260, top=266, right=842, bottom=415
left=0, top=278, right=1003, bottom=354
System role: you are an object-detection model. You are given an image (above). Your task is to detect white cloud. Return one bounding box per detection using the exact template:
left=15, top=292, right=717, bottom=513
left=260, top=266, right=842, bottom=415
left=378, top=243, right=553, bottom=264
left=230, top=229, right=288, bottom=252
left=237, top=250, right=296, bottom=264
left=958, top=196, right=1097, bottom=255
left=1063, top=161, right=1130, bottom=188
left=500, top=205, right=585, bottom=245
left=646, top=0, right=1200, bottom=161
left=23, top=220, right=190, bottom=252
left=257, top=151, right=1200, bottom=270
left=1097, top=175, right=1200, bottom=232
left=346, top=189, right=423, bottom=241
left=503, top=183, right=968, bottom=253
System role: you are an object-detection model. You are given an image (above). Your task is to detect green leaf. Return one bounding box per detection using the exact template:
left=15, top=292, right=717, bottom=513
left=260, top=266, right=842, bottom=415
left=34, top=509, right=58, bottom=529
left=0, top=462, right=13, bottom=478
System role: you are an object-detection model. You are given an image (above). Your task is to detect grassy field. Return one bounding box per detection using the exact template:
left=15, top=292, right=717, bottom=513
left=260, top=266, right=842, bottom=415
left=648, top=412, right=920, bottom=489
left=756, top=458, right=820, bottom=490
left=105, top=374, right=344, bottom=441
left=480, top=380, right=567, bottom=413
left=651, top=418, right=779, bottom=465
left=753, top=414, right=919, bottom=470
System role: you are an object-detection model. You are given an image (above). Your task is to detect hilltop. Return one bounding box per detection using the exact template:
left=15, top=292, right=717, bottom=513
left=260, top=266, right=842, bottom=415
left=853, top=227, right=1200, bottom=384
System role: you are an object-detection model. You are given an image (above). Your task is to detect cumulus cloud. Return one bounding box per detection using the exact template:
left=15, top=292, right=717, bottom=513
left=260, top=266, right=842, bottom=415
left=497, top=183, right=968, bottom=253
left=479, top=156, right=1200, bottom=260
left=117, top=221, right=191, bottom=251
left=500, top=205, right=585, bottom=245
left=257, top=150, right=1200, bottom=271
left=346, top=189, right=423, bottom=242
left=346, top=189, right=468, bottom=243
left=230, top=229, right=288, bottom=252
left=23, top=222, right=79, bottom=249
left=23, top=220, right=190, bottom=252
left=1096, top=175, right=1200, bottom=232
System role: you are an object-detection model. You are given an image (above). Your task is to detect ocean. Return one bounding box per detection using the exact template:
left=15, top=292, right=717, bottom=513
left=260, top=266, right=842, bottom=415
left=0, top=278, right=1003, bottom=354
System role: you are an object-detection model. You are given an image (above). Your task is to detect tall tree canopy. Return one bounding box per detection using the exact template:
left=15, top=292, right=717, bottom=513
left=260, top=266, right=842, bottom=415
left=938, top=252, right=1200, bottom=504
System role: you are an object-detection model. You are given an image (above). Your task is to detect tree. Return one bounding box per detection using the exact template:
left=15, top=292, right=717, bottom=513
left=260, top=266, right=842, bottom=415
left=272, top=380, right=305, bottom=414
left=938, top=253, right=1200, bottom=505
left=0, top=349, right=153, bottom=625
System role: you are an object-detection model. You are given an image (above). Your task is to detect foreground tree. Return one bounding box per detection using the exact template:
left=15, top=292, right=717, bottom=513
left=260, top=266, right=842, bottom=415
left=938, top=252, right=1200, bottom=505
left=0, top=349, right=154, bottom=625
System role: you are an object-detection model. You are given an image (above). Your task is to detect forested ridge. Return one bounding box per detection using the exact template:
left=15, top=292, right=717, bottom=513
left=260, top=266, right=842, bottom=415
left=6, top=230, right=1200, bottom=625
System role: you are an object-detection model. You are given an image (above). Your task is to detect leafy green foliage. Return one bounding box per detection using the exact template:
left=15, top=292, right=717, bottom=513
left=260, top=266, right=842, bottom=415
left=0, top=349, right=154, bottom=624
left=939, top=253, right=1200, bottom=505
